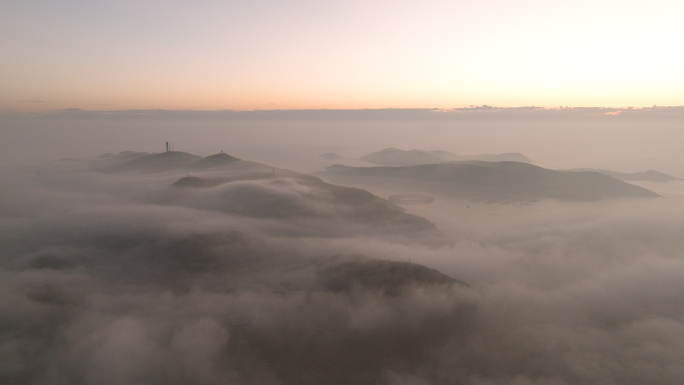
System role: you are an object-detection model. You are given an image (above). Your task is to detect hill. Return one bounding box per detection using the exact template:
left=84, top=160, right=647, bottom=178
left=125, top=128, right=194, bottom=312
left=191, top=151, right=240, bottom=169
left=318, top=254, right=468, bottom=296
left=566, top=168, right=676, bottom=183
left=362, top=147, right=531, bottom=166
left=323, top=161, right=659, bottom=201
left=96, top=151, right=241, bottom=172
left=362, top=148, right=442, bottom=166
left=170, top=171, right=436, bottom=232
left=320, top=152, right=342, bottom=159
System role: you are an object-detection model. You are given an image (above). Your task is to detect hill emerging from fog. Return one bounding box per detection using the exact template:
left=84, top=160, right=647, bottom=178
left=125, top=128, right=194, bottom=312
left=93, top=150, right=437, bottom=236
left=191, top=152, right=241, bottom=168
left=323, top=161, right=659, bottom=201
left=362, top=147, right=531, bottom=166
left=319, top=254, right=468, bottom=296
left=565, top=168, right=677, bottom=183
left=95, top=150, right=239, bottom=172
left=4, top=149, right=472, bottom=384
left=320, top=152, right=343, bottom=159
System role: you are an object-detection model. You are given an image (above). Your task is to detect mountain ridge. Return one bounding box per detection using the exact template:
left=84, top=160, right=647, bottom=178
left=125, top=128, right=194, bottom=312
left=362, top=147, right=531, bottom=166
left=324, top=161, right=659, bottom=201
left=565, top=168, right=676, bottom=182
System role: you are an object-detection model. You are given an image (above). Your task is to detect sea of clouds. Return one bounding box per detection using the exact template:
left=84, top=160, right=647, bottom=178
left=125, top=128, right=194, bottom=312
left=1, top=152, right=683, bottom=385
left=2, top=109, right=684, bottom=384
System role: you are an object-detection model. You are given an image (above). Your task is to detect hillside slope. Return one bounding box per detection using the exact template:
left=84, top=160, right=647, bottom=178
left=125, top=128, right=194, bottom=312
left=362, top=148, right=531, bottom=166
left=324, top=161, right=659, bottom=201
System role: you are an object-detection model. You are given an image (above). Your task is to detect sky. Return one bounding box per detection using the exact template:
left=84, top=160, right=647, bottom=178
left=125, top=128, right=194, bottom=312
left=2, top=0, right=684, bottom=112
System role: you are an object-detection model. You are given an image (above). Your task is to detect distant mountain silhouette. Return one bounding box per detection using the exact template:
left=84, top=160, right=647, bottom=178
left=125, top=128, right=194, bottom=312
left=324, top=161, right=659, bottom=201
left=172, top=176, right=228, bottom=188
left=112, top=151, right=200, bottom=172
left=362, top=147, right=531, bottom=166
left=363, top=148, right=443, bottom=166
left=98, top=150, right=148, bottom=159
left=451, top=152, right=531, bottom=163
left=191, top=152, right=240, bottom=169
left=566, top=168, right=676, bottom=183
left=96, top=151, right=240, bottom=172
left=320, top=153, right=342, bottom=159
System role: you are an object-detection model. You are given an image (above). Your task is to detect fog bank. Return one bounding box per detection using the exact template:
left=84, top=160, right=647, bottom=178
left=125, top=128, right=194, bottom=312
left=2, top=117, right=684, bottom=383
left=2, top=107, right=684, bottom=176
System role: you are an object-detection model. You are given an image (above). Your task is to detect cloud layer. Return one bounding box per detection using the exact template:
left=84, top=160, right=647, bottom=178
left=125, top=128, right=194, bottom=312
left=2, top=154, right=684, bottom=385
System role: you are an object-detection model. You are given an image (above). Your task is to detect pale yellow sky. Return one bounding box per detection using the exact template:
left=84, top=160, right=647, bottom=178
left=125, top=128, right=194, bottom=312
left=2, top=0, right=683, bottom=112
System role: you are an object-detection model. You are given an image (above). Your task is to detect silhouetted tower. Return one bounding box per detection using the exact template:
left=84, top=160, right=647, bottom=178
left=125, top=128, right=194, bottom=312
left=166, top=142, right=169, bottom=152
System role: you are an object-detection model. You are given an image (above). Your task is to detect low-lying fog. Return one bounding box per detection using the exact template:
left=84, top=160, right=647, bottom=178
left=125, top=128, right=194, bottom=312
left=3, top=108, right=684, bottom=175
left=2, top=109, right=684, bottom=384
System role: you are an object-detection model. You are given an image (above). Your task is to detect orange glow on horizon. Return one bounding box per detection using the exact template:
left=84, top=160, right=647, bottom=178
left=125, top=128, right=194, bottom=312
left=2, top=1, right=683, bottom=113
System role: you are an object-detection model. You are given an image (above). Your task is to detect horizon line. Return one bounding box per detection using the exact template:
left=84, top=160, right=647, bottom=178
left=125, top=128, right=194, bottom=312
left=3, top=105, right=684, bottom=119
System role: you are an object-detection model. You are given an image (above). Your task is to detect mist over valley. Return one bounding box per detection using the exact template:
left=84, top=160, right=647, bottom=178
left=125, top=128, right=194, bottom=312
left=4, top=0, right=684, bottom=381
left=2, top=110, right=684, bottom=384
